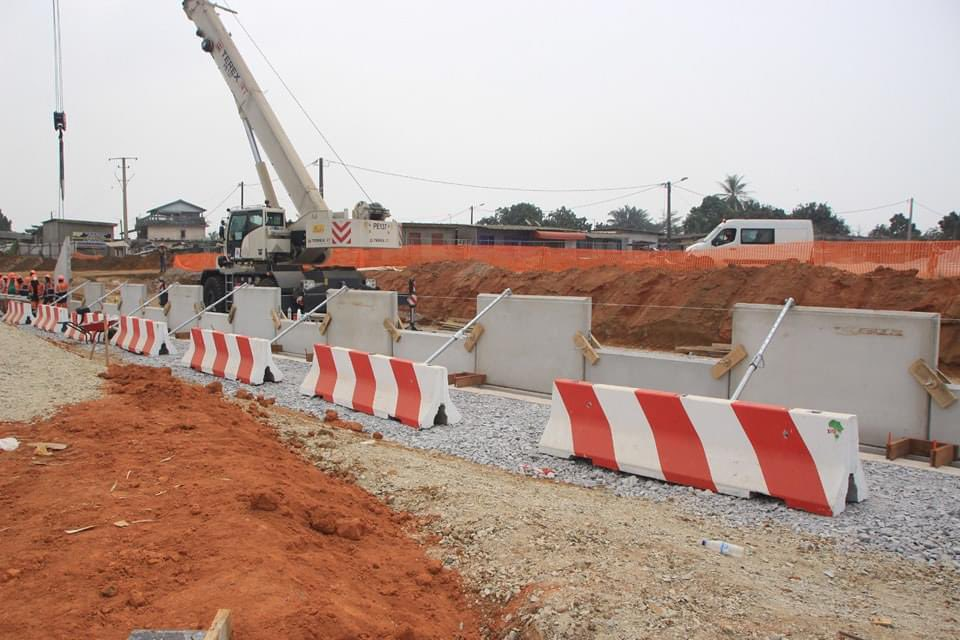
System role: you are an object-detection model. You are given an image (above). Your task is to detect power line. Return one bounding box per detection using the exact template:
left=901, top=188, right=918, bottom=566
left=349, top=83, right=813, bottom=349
left=225, top=8, right=374, bottom=202
left=917, top=202, right=948, bottom=217
left=568, top=185, right=663, bottom=209
left=203, top=184, right=241, bottom=220
left=834, top=199, right=908, bottom=215
left=323, top=159, right=663, bottom=194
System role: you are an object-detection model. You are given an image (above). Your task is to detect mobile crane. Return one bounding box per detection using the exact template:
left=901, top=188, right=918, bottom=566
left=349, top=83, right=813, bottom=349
left=182, top=0, right=401, bottom=311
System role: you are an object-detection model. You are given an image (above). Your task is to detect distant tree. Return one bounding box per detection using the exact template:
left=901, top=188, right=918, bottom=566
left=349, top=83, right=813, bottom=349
left=924, top=212, right=960, bottom=240
left=790, top=202, right=850, bottom=237
left=739, top=199, right=787, bottom=219
left=0, top=209, right=11, bottom=232
left=605, top=205, right=658, bottom=231
left=477, top=202, right=543, bottom=226
left=868, top=213, right=922, bottom=240
left=544, top=206, right=591, bottom=231
left=207, top=230, right=220, bottom=241
left=718, top=174, right=750, bottom=212
left=681, top=195, right=728, bottom=234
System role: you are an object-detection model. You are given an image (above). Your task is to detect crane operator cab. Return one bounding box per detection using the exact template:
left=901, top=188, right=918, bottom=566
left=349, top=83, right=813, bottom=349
left=220, top=206, right=291, bottom=263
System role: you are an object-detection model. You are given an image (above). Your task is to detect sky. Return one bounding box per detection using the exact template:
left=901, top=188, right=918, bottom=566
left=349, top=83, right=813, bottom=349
left=2, top=0, right=958, bottom=236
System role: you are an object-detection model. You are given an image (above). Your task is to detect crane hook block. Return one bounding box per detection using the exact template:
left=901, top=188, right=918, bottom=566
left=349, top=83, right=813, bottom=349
left=53, top=111, right=66, bottom=132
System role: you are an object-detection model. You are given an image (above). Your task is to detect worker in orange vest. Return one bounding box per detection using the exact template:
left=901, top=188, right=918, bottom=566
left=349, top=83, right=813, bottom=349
left=55, top=275, right=69, bottom=307
left=17, top=275, right=29, bottom=298
left=28, top=273, right=42, bottom=312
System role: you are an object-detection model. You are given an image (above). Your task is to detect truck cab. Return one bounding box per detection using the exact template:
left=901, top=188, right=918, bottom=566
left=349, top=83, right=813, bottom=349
left=222, top=207, right=290, bottom=262
left=686, top=219, right=814, bottom=253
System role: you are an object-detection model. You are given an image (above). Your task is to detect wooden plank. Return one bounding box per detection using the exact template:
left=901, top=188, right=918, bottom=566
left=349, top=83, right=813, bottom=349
left=711, top=343, right=748, bottom=379
left=885, top=437, right=912, bottom=461
left=318, top=313, right=332, bottom=336
left=227, top=305, right=237, bottom=324
left=174, top=331, right=191, bottom=340
left=931, top=443, right=956, bottom=468
left=908, top=359, right=957, bottom=409
left=383, top=318, right=402, bottom=343
left=574, top=331, right=600, bottom=366
left=464, top=323, right=484, bottom=353
left=203, top=609, right=232, bottom=640
left=448, top=372, right=486, bottom=388
left=675, top=345, right=730, bottom=357
left=163, top=301, right=171, bottom=315
left=270, top=308, right=282, bottom=332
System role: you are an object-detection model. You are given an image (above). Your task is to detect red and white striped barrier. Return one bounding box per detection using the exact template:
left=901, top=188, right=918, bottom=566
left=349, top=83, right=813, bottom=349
left=2, top=301, right=34, bottom=326
left=63, top=311, right=107, bottom=342
left=34, top=304, right=68, bottom=332
left=112, top=315, right=176, bottom=356
left=299, top=344, right=461, bottom=429
left=182, top=327, right=283, bottom=385
left=539, top=380, right=868, bottom=516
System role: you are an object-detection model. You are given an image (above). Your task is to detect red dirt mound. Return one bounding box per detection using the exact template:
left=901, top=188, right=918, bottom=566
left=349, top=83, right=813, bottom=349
left=372, top=260, right=960, bottom=365
left=0, top=364, right=482, bottom=640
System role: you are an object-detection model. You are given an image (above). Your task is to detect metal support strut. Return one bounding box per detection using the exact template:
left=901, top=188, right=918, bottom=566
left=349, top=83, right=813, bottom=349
left=169, top=283, right=249, bottom=335
left=270, top=286, right=348, bottom=345
left=53, top=282, right=85, bottom=305
left=86, top=282, right=129, bottom=310
left=424, top=288, right=512, bottom=365
left=730, top=297, right=795, bottom=401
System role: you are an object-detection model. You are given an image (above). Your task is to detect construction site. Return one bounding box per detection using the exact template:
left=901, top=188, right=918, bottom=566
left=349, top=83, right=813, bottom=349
left=2, top=1, right=959, bottom=639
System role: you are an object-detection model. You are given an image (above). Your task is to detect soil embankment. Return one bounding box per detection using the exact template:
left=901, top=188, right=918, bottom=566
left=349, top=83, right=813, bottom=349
left=372, top=260, right=960, bottom=366
left=0, top=363, right=483, bottom=640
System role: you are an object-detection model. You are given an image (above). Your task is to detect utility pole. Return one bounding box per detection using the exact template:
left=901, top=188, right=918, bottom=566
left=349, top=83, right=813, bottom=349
left=907, top=197, right=914, bottom=241
left=469, top=202, right=485, bottom=225
left=661, top=176, right=687, bottom=248
left=109, top=156, right=137, bottom=240
left=240, top=181, right=245, bottom=207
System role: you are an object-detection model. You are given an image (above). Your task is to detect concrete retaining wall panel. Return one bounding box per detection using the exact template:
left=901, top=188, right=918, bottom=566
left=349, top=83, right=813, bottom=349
left=276, top=318, right=327, bottom=356
left=731, top=303, right=939, bottom=447
left=167, top=285, right=203, bottom=332
left=930, top=384, right=960, bottom=444
left=325, top=289, right=398, bottom=356
left=119, top=284, right=146, bottom=316
left=586, top=347, right=729, bottom=397
left=393, top=329, right=477, bottom=372
left=198, top=311, right=231, bottom=333
left=82, top=283, right=105, bottom=311
left=102, top=302, right=119, bottom=317
left=475, top=294, right=590, bottom=393
left=231, top=286, right=281, bottom=339
left=143, top=307, right=167, bottom=324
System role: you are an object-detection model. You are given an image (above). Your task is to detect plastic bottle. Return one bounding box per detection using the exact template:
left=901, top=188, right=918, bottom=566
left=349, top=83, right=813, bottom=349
left=699, top=539, right=746, bottom=558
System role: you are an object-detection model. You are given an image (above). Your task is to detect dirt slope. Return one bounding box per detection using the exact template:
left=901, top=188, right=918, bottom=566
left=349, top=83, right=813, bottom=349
left=0, top=365, right=482, bottom=640
left=372, top=261, right=960, bottom=365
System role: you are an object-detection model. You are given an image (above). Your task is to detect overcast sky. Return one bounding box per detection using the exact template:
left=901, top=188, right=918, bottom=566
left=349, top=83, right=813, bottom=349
left=2, top=0, right=957, bottom=236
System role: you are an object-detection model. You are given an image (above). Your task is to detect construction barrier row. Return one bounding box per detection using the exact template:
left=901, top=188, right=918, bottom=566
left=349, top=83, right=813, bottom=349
left=300, top=344, right=461, bottom=430
left=182, top=327, right=283, bottom=385
left=112, top=315, right=176, bottom=357
left=3, top=301, right=34, bottom=326
left=34, top=305, right=68, bottom=332
left=538, top=379, right=868, bottom=516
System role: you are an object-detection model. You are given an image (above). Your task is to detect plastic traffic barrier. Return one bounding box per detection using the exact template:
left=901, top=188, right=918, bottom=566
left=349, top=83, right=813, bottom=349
left=538, top=379, right=868, bottom=516
left=182, top=327, right=283, bottom=385
left=299, top=344, right=461, bottom=429
left=34, top=304, right=68, bottom=332
left=112, top=315, right=176, bottom=356
left=3, top=301, right=34, bottom=326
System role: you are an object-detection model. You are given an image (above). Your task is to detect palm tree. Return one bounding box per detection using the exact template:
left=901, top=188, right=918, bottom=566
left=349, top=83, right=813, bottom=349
left=606, top=205, right=655, bottom=230
left=717, top=174, right=750, bottom=212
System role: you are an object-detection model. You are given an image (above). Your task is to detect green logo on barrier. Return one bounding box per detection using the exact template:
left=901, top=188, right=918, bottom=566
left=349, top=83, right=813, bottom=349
left=827, top=419, right=844, bottom=440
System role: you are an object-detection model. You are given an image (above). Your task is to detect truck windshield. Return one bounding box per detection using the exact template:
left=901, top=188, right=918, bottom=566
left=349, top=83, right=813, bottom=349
left=711, top=228, right=737, bottom=246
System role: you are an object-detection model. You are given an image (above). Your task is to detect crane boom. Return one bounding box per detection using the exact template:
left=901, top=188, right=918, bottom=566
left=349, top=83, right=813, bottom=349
left=183, top=0, right=328, bottom=218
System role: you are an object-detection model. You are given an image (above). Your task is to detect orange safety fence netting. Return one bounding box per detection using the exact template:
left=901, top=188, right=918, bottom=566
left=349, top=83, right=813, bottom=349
left=170, top=241, right=960, bottom=279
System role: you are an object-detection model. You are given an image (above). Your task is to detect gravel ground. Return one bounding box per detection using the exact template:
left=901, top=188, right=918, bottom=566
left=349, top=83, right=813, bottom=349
left=19, top=323, right=960, bottom=568
left=0, top=323, right=103, bottom=422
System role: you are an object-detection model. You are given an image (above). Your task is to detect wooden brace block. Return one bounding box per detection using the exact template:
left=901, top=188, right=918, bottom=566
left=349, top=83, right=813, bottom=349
left=463, top=323, right=484, bottom=353
left=574, top=331, right=600, bottom=366
left=318, top=313, right=331, bottom=336
left=163, top=301, right=172, bottom=315
left=227, top=305, right=237, bottom=324
left=908, top=358, right=957, bottom=409
left=270, top=308, right=282, bottom=331
left=447, top=372, right=486, bottom=388
left=203, top=609, right=232, bottom=640
left=711, top=343, right=748, bottom=379
left=174, top=331, right=191, bottom=340
left=383, top=318, right=402, bottom=342
left=194, top=301, right=205, bottom=314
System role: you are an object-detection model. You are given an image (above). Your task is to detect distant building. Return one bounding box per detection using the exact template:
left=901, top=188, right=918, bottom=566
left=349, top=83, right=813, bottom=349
left=38, top=218, right=115, bottom=246
left=401, top=222, right=659, bottom=250
left=136, top=199, right=207, bottom=242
